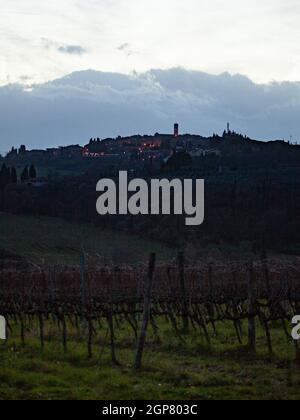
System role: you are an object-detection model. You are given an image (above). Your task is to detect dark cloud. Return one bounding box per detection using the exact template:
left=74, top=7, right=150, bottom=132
left=19, top=75, right=33, bottom=83
left=57, top=45, right=87, bottom=55
left=117, top=43, right=130, bottom=51
left=116, top=43, right=136, bottom=57
left=41, top=38, right=87, bottom=56
left=0, top=68, right=299, bottom=152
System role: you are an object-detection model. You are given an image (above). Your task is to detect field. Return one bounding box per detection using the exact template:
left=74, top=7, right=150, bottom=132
left=0, top=258, right=300, bottom=400
left=0, top=213, right=172, bottom=265
left=0, top=213, right=296, bottom=267
left=0, top=321, right=299, bottom=400
left=1, top=213, right=300, bottom=401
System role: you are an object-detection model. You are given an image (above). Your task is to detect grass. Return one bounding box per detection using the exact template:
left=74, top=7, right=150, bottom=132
left=0, top=213, right=298, bottom=267
left=0, top=213, right=173, bottom=265
left=0, top=319, right=299, bottom=400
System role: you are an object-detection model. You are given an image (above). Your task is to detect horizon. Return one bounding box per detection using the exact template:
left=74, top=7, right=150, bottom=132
left=2, top=123, right=299, bottom=157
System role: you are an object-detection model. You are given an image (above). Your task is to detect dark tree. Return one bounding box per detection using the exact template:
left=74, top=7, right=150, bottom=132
left=164, top=151, right=193, bottom=171
left=18, top=145, right=26, bottom=155
left=29, top=165, right=37, bottom=180
left=10, top=167, right=18, bottom=183
left=0, top=164, right=10, bottom=189
left=20, top=166, right=29, bottom=183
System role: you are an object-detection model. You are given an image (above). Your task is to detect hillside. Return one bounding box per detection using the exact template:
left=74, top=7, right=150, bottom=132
left=0, top=213, right=172, bottom=266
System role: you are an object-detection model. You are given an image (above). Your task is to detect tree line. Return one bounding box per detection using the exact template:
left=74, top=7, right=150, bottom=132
left=0, top=164, right=37, bottom=190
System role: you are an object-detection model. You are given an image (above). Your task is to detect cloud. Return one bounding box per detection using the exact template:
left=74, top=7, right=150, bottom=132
left=57, top=45, right=87, bottom=55
left=19, top=75, right=33, bottom=83
left=41, top=38, right=87, bottom=55
left=0, top=68, right=300, bottom=152
left=116, top=43, right=136, bottom=57
left=117, top=43, right=130, bottom=51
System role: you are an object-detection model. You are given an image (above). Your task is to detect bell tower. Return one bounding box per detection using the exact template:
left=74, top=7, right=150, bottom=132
left=174, top=123, right=179, bottom=138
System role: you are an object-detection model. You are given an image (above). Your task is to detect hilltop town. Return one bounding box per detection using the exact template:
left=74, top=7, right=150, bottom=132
left=2, top=124, right=299, bottom=177
left=3, top=123, right=224, bottom=162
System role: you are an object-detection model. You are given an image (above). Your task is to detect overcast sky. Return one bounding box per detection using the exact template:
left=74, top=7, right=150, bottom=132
left=1, top=0, right=300, bottom=85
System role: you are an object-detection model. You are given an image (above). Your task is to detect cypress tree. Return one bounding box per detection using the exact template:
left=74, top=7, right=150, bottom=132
left=21, top=166, right=29, bottom=183
left=10, top=167, right=18, bottom=183
left=29, top=164, right=37, bottom=179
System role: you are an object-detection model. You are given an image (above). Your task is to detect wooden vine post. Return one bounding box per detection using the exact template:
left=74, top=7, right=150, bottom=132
left=134, top=252, right=156, bottom=371
left=178, top=251, right=189, bottom=334
left=247, top=262, right=256, bottom=352
left=48, top=267, right=55, bottom=304
left=80, top=251, right=86, bottom=321
left=107, top=267, right=120, bottom=366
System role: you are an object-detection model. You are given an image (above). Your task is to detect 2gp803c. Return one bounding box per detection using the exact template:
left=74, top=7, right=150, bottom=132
left=145, top=405, right=198, bottom=416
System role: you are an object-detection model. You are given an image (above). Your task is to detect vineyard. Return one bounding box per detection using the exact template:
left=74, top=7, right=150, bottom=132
left=0, top=254, right=300, bottom=368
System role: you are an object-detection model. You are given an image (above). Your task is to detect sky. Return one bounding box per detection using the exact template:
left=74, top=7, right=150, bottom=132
left=0, top=0, right=300, bottom=151
left=1, top=0, right=300, bottom=85
left=1, top=68, right=300, bottom=152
